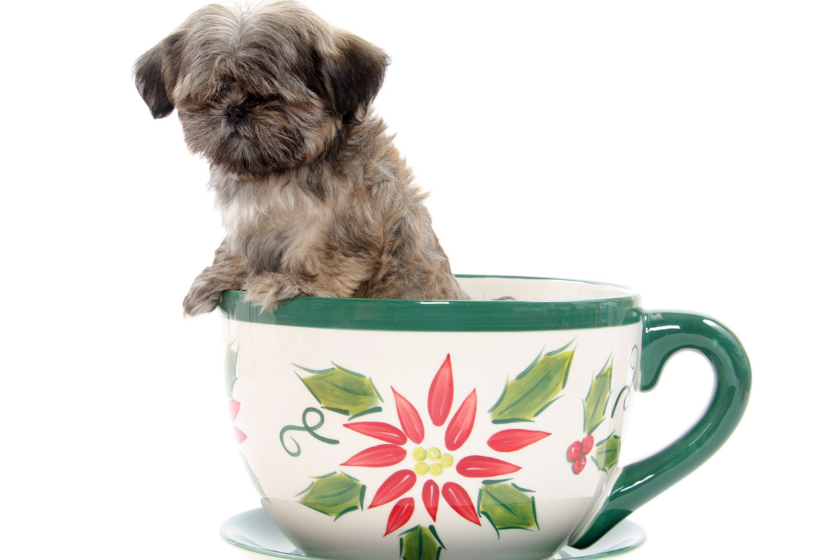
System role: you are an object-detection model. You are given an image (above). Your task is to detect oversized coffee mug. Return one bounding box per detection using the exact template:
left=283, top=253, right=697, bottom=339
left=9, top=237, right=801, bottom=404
left=219, top=276, right=750, bottom=560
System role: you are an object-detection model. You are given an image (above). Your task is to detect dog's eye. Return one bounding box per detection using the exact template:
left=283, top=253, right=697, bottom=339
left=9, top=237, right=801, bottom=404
left=245, top=94, right=267, bottom=105
left=245, top=93, right=286, bottom=106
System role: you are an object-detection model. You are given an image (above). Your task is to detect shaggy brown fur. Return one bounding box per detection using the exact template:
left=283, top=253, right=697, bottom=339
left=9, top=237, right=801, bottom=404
left=134, top=1, right=467, bottom=315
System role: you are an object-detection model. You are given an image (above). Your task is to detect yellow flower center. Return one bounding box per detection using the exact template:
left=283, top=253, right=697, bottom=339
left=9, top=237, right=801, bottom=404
left=412, top=447, right=454, bottom=476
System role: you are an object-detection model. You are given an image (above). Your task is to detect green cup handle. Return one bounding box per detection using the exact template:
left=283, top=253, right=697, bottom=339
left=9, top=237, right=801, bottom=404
left=571, top=311, right=752, bottom=548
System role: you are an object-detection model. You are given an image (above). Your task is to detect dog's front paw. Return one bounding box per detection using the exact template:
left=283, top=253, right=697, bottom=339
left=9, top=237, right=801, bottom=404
left=244, top=273, right=305, bottom=312
left=183, top=282, right=224, bottom=317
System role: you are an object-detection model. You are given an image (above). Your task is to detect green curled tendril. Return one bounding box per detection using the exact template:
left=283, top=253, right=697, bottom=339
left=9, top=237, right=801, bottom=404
left=280, top=407, right=339, bottom=456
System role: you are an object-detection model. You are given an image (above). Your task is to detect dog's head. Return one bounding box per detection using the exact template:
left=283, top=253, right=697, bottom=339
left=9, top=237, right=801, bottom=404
left=134, top=1, right=388, bottom=179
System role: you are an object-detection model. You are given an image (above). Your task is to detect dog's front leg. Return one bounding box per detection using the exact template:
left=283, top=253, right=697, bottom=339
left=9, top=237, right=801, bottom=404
left=183, top=240, right=247, bottom=317
left=243, top=272, right=310, bottom=311
left=245, top=270, right=353, bottom=312
left=244, top=259, right=373, bottom=312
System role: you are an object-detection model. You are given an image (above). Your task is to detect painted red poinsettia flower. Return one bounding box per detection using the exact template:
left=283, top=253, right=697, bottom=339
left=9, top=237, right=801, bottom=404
left=340, top=355, right=550, bottom=536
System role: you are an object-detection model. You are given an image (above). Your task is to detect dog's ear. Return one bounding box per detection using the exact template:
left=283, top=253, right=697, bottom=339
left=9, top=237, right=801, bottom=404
left=134, top=31, right=185, bottom=119
left=316, top=31, right=389, bottom=125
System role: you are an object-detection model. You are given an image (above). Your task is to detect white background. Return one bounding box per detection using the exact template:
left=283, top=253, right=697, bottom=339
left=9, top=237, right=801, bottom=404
left=2, top=1, right=838, bottom=559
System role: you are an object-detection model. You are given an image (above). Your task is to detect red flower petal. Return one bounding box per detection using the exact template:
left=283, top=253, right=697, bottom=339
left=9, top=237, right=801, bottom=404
left=369, top=470, right=417, bottom=508
left=340, top=444, right=407, bottom=467
left=343, top=422, right=407, bottom=445
left=445, top=389, right=477, bottom=451
left=428, top=354, right=454, bottom=427
left=456, top=456, right=521, bottom=478
left=229, top=399, right=241, bottom=422
left=234, top=427, right=247, bottom=444
left=384, top=497, right=415, bottom=536
left=441, top=482, right=481, bottom=526
left=422, top=479, right=439, bottom=521
left=392, top=388, right=424, bottom=444
left=487, top=429, right=551, bottom=452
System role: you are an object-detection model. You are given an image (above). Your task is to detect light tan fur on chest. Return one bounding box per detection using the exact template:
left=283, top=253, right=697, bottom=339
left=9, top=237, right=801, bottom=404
left=217, top=173, right=338, bottom=274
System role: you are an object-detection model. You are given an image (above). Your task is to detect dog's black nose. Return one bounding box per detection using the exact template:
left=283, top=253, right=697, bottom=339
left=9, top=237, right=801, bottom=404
left=227, top=106, right=246, bottom=123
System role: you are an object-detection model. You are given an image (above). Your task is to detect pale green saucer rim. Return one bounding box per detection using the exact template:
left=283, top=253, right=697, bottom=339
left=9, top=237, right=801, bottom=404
left=220, top=274, right=641, bottom=332
left=220, top=508, right=647, bottom=560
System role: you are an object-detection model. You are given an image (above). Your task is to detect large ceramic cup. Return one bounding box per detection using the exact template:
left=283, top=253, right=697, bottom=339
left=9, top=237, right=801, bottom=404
left=219, top=276, right=750, bottom=560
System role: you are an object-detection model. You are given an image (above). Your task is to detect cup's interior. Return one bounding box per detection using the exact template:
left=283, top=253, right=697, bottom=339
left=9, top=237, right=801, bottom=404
left=456, top=276, right=635, bottom=302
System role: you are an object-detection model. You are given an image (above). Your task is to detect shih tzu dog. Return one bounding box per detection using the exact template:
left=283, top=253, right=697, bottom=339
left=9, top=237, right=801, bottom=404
left=135, top=1, right=468, bottom=316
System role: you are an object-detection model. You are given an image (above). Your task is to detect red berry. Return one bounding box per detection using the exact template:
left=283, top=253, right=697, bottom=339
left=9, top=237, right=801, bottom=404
left=582, top=435, right=594, bottom=455
left=567, top=441, right=582, bottom=462
left=572, top=455, right=587, bottom=474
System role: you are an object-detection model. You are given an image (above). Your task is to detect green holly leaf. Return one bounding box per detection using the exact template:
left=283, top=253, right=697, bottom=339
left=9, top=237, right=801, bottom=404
left=399, top=525, right=445, bottom=560
left=489, top=343, right=574, bottom=423
left=477, top=481, right=538, bottom=537
left=298, top=472, right=365, bottom=519
left=224, top=342, right=238, bottom=398
left=592, top=434, right=621, bottom=472
left=241, top=453, right=268, bottom=502
left=295, top=364, right=383, bottom=418
left=582, top=358, right=612, bottom=435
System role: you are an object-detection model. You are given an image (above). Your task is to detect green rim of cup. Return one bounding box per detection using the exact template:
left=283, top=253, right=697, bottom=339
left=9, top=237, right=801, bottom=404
left=219, top=275, right=641, bottom=332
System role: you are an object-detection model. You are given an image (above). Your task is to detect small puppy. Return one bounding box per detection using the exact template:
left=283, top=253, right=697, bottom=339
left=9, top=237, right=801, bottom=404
left=135, top=1, right=467, bottom=315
